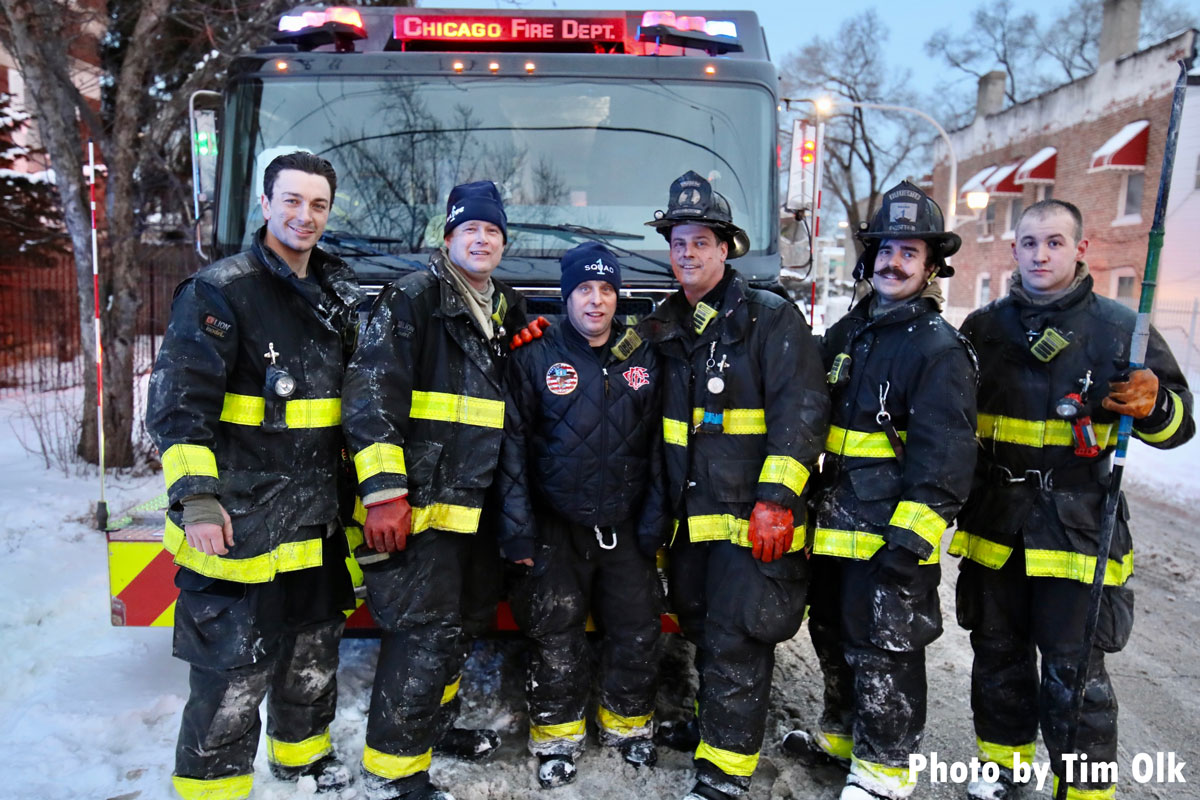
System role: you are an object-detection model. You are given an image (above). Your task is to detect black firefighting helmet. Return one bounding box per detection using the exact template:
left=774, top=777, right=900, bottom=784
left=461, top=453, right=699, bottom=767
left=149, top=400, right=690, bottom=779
left=645, top=170, right=751, bottom=259
left=852, top=180, right=961, bottom=280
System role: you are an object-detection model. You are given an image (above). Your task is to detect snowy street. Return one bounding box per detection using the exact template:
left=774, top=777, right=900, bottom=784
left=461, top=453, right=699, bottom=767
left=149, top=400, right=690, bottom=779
left=0, top=396, right=1197, bottom=800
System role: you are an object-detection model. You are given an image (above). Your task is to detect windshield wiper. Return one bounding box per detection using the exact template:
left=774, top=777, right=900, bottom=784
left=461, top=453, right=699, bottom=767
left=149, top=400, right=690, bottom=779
left=505, top=222, right=672, bottom=276
left=506, top=222, right=645, bottom=241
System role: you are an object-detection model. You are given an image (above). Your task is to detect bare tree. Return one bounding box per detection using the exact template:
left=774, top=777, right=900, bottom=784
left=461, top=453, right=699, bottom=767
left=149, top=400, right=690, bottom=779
left=925, top=0, right=1044, bottom=106
left=0, top=0, right=293, bottom=467
left=780, top=10, right=929, bottom=259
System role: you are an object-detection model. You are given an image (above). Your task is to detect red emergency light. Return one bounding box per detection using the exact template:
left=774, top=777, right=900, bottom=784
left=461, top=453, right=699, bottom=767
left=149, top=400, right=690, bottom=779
left=392, top=14, right=626, bottom=45
left=275, top=6, right=367, bottom=51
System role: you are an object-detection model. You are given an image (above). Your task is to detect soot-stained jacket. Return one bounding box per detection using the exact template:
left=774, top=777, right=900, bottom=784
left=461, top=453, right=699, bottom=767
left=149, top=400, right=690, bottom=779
left=341, top=251, right=526, bottom=537
left=146, top=229, right=365, bottom=583
left=495, top=318, right=668, bottom=561
left=951, top=271, right=1193, bottom=586
left=642, top=269, right=829, bottom=551
left=812, top=293, right=978, bottom=564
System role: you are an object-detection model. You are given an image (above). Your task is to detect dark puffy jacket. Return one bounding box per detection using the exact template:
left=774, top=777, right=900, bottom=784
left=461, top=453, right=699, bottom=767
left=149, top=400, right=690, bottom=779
left=812, top=294, right=978, bottom=563
left=495, top=318, right=668, bottom=561
left=341, top=251, right=526, bottom=536
left=642, top=270, right=829, bottom=550
left=952, top=272, right=1194, bottom=585
left=146, top=229, right=365, bottom=582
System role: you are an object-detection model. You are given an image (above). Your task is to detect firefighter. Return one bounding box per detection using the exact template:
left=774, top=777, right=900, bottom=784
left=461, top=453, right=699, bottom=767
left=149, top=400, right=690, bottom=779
left=496, top=241, right=668, bottom=788
left=781, top=181, right=978, bottom=800
left=641, top=171, right=830, bottom=800
left=951, top=199, right=1194, bottom=800
left=145, top=152, right=364, bottom=800
left=342, top=181, right=547, bottom=800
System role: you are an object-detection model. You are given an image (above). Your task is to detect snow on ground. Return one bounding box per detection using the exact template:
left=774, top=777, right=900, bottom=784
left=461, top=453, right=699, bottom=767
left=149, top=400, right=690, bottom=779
left=0, top=392, right=1196, bottom=800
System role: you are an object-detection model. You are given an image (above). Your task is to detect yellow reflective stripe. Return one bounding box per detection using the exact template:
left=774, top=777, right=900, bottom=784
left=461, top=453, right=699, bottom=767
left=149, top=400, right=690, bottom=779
left=164, top=517, right=323, bottom=583
left=948, top=529, right=1013, bottom=569
left=1024, top=548, right=1133, bottom=586
left=171, top=774, right=253, bottom=800
left=813, top=528, right=940, bottom=564
left=687, top=514, right=805, bottom=553
left=695, top=740, right=759, bottom=777
left=597, top=707, right=653, bottom=737
left=759, top=455, right=810, bottom=496
left=219, top=393, right=341, bottom=428
left=1136, top=390, right=1185, bottom=444
left=441, top=676, right=461, bottom=705
left=817, top=729, right=853, bottom=759
left=976, top=738, right=1035, bottom=768
left=663, top=416, right=689, bottom=447
left=354, top=443, right=407, bottom=482
left=162, top=444, right=218, bottom=489
left=889, top=501, right=947, bottom=549
left=977, top=413, right=1115, bottom=449
left=267, top=729, right=332, bottom=768
left=410, top=390, right=504, bottom=429
left=362, top=746, right=432, bottom=780
left=851, top=756, right=916, bottom=791
left=1053, top=776, right=1117, bottom=800
left=690, top=407, right=767, bottom=434
left=825, top=426, right=907, bottom=458
left=530, top=719, right=587, bottom=743
left=412, top=503, right=482, bottom=535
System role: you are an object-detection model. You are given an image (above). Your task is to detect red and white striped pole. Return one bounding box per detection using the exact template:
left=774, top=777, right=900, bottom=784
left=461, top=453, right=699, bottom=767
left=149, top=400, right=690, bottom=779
left=89, top=140, right=108, bottom=530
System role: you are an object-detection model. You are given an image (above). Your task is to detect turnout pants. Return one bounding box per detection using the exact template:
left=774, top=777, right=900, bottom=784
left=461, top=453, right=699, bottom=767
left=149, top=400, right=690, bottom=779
left=956, top=549, right=1132, bottom=799
left=171, top=529, right=354, bottom=800
left=508, top=513, right=663, bottom=756
left=807, top=556, right=942, bottom=798
left=360, top=528, right=501, bottom=795
left=668, top=535, right=809, bottom=795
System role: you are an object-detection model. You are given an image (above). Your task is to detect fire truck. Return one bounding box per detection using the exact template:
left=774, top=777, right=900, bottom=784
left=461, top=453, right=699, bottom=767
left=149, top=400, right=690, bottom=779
left=108, top=6, right=787, bottom=630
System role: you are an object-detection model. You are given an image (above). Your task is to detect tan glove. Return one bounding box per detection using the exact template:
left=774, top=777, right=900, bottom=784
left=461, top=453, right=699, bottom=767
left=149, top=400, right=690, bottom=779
left=1101, top=368, right=1159, bottom=419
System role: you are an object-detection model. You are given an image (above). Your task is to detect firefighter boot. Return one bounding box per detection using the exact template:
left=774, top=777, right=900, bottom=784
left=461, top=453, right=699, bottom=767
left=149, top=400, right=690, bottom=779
left=656, top=717, right=701, bottom=751
left=619, top=737, right=658, bottom=767
left=682, top=781, right=739, bottom=800
left=967, top=766, right=1020, bottom=800
left=435, top=727, right=501, bottom=762
left=270, top=754, right=352, bottom=792
left=782, top=729, right=851, bottom=770
left=537, top=754, right=578, bottom=789
left=361, top=770, right=455, bottom=800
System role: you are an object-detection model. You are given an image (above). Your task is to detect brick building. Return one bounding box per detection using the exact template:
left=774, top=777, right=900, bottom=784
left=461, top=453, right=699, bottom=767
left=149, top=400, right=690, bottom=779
left=931, top=0, right=1197, bottom=326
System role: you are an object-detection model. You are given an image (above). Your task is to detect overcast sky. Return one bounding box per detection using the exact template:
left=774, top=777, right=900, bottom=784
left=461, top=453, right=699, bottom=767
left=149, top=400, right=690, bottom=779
left=419, top=0, right=1054, bottom=94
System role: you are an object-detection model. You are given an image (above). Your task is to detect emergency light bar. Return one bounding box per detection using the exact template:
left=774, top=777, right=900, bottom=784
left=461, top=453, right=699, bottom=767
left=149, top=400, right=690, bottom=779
left=275, top=6, right=367, bottom=51
left=637, top=10, right=741, bottom=55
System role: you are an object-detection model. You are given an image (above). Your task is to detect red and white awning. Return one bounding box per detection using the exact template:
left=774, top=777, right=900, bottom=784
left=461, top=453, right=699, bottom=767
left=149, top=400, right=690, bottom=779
left=984, top=162, right=1023, bottom=196
left=1016, top=147, right=1056, bottom=183
left=1090, top=120, right=1149, bottom=171
left=959, top=165, right=996, bottom=201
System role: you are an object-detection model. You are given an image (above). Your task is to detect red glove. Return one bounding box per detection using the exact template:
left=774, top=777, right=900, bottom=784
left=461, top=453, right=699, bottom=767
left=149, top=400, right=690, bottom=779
left=1101, top=368, right=1159, bottom=419
left=510, top=316, right=550, bottom=349
left=364, top=497, right=412, bottom=553
left=748, top=500, right=794, bottom=563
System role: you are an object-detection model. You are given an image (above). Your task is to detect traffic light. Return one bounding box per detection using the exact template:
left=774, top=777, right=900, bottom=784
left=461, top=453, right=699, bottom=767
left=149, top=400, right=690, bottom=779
left=786, top=119, right=819, bottom=212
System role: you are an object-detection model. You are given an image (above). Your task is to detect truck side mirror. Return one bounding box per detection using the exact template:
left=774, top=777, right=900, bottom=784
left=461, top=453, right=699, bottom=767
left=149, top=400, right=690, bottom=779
left=189, top=90, right=221, bottom=261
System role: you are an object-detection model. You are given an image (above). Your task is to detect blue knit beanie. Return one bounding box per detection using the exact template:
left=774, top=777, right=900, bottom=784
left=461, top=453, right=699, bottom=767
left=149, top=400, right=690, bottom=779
left=444, top=181, right=508, bottom=243
left=560, top=242, right=621, bottom=299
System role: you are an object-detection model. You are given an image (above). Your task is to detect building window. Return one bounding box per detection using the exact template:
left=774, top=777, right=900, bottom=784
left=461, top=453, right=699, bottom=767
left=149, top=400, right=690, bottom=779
left=1004, top=197, right=1024, bottom=238
left=1036, top=184, right=1053, bottom=202
left=979, top=202, right=997, bottom=239
left=1116, top=275, right=1136, bottom=307
left=978, top=273, right=991, bottom=306
left=1114, top=172, right=1144, bottom=225
left=1110, top=268, right=1138, bottom=307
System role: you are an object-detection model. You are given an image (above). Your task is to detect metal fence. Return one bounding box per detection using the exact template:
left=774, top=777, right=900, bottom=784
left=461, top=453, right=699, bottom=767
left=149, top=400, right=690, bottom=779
left=0, top=246, right=200, bottom=395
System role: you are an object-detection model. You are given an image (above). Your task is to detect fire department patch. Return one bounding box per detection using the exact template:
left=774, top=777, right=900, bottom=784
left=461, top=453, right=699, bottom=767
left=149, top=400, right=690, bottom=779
left=201, top=313, right=232, bottom=339
left=623, top=366, right=650, bottom=391
left=545, top=362, right=579, bottom=395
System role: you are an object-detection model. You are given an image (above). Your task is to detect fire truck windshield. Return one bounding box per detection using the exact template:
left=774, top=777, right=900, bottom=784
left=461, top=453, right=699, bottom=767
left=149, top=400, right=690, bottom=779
left=216, top=75, right=773, bottom=266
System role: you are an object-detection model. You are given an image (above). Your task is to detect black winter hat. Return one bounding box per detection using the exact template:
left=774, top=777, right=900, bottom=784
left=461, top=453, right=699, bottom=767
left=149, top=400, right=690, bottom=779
left=444, top=180, right=508, bottom=243
left=560, top=241, right=621, bottom=299
left=853, top=180, right=961, bottom=279
left=645, top=170, right=750, bottom=258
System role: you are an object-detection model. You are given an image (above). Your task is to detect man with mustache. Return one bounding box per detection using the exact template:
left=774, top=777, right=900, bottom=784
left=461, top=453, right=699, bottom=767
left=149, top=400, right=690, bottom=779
left=147, top=151, right=364, bottom=799
left=342, top=181, right=544, bottom=800
left=783, top=180, right=978, bottom=800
